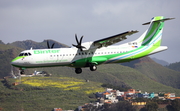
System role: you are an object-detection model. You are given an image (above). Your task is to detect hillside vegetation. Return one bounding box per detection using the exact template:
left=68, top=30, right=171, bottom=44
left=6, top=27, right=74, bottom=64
left=151, top=57, right=169, bottom=66
left=166, top=62, right=180, bottom=72
left=32, top=65, right=180, bottom=96
left=10, top=39, right=69, bottom=50
left=0, top=44, right=23, bottom=77
left=122, top=57, right=180, bottom=89
left=0, top=76, right=104, bottom=111
left=1, top=39, right=180, bottom=110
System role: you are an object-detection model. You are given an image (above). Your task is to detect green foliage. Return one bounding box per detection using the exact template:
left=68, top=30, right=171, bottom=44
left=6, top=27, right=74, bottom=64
left=1, top=40, right=180, bottom=110
left=122, top=57, right=180, bottom=89
left=10, top=40, right=69, bottom=50
left=166, top=62, right=180, bottom=72
left=0, top=44, right=23, bottom=77
left=0, top=77, right=104, bottom=111
left=166, top=99, right=180, bottom=111
left=101, top=83, right=131, bottom=91
left=144, top=102, right=158, bottom=111
left=102, top=101, right=137, bottom=111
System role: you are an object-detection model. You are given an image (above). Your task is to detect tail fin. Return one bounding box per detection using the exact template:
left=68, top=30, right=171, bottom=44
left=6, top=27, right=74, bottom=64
left=136, top=16, right=174, bottom=46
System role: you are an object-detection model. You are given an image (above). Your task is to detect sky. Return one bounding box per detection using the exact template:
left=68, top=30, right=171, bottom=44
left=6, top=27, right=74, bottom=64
left=0, top=0, right=179, bottom=63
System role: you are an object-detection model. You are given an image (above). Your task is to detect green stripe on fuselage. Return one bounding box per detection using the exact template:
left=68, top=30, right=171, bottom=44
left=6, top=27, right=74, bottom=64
left=115, top=40, right=161, bottom=63
left=11, top=56, right=25, bottom=62
left=71, top=51, right=130, bottom=67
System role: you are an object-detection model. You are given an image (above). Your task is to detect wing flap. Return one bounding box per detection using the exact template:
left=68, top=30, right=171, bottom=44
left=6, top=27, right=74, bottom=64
left=93, top=30, right=138, bottom=48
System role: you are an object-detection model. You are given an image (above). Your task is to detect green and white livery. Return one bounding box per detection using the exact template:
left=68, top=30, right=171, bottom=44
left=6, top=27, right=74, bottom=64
left=11, top=16, right=174, bottom=74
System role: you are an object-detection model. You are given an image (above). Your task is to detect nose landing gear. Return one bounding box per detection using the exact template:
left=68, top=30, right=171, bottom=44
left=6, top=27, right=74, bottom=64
left=75, top=68, right=82, bottom=74
left=19, top=68, right=25, bottom=74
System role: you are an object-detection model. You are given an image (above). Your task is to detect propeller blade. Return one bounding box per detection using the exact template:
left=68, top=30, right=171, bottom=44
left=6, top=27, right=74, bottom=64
left=47, top=40, right=55, bottom=49
left=47, top=40, right=50, bottom=49
left=75, top=34, right=79, bottom=45
left=72, top=34, right=85, bottom=51
left=79, top=36, right=83, bottom=45
left=51, top=43, right=55, bottom=48
left=72, top=44, right=77, bottom=47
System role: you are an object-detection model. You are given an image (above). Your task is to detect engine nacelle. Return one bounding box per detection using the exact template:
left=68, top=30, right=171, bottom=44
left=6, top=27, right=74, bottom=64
left=81, top=42, right=97, bottom=50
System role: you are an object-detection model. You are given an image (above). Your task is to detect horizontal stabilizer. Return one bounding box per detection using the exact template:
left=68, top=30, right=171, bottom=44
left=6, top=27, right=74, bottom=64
left=142, top=17, right=175, bottom=25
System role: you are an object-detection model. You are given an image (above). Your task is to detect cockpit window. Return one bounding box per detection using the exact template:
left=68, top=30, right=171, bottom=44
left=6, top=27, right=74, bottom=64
left=18, top=52, right=32, bottom=56
left=28, top=53, right=31, bottom=56
left=24, top=53, right=28, bottom=56
left=19, top=53, right=24, bottom=56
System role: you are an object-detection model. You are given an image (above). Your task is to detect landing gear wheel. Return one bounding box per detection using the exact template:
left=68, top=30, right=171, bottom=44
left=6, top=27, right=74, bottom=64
left=75, top=68, right=82, bottom=74
left=90, top=65, right=97, bottom=71
left=20, top=69, right=25, bottom=74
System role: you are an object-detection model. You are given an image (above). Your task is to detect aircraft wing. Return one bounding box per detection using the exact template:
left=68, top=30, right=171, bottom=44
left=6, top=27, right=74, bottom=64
left=93, top=30, right=138, bottom=48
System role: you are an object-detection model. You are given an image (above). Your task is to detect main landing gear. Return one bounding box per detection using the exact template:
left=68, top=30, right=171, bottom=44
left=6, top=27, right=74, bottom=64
left=75, top=65, right=97, bottom=74
left=90, top=65, right=97, bottom=71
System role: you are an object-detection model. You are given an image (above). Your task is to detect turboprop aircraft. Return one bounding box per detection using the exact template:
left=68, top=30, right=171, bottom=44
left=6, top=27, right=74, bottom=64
left=11, top=16, right=174, bottom=74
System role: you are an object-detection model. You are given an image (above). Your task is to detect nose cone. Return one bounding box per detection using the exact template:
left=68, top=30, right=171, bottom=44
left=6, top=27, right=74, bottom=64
left=11, top=56, right=23, bottom=67
left=11, top=60, right=17, bottom=66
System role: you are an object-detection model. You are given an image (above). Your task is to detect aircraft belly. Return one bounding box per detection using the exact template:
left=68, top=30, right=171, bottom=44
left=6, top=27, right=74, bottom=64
left=21, top=55, right=71, bottom=68
left=19, top=61, right=71, bottom=68
left=71, top=56, right=108, bottom=67
left=90, top=57, right=107, bottom=64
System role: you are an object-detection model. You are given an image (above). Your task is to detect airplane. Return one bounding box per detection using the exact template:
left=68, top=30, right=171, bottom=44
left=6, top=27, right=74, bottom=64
left=11, top=16, right=174, bottom=74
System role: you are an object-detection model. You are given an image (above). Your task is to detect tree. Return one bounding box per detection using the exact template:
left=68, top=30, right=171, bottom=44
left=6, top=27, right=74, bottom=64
left=140, top=101, right=158, bottom=111
left=167, top=99, right=180, bottom=111
left=103, top=101, right=137, bottom=111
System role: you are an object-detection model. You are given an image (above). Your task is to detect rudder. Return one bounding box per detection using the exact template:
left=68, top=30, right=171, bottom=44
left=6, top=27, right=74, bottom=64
left=136, top=16, right=174, bottom=47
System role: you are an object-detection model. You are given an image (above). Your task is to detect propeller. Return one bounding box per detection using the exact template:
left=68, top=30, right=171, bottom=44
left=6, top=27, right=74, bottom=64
left=72, top=34, right=85, bottom=51
left=47, top=40, right=55, bottom=49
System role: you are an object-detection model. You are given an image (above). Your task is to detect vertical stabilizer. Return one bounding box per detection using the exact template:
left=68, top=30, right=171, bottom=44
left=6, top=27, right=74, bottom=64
left=136, top=16, right=174, bottom=46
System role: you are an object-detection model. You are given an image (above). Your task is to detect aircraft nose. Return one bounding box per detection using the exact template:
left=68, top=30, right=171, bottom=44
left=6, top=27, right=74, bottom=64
left=11, top=59, right=18, bottom=66
left=11, top=57, right=21, bottom=67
